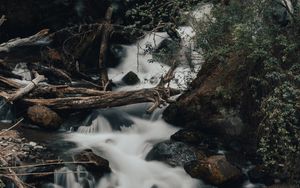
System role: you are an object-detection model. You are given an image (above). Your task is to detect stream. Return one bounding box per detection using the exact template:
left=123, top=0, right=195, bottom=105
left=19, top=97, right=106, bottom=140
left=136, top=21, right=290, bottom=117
left=42, top=23, right=208, bottom=188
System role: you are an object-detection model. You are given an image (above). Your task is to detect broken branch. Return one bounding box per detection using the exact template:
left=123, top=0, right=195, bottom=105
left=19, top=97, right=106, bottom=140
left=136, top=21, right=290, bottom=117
left=0, top=15, right=6, bottom=27
left=2, top=73, right=46, bottom=102
left=0, top=29, right=50, bottom=52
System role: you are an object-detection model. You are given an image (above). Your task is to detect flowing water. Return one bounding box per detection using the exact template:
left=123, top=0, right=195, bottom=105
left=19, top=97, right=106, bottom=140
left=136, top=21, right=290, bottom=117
left=45, top=13, right=208, bottom=187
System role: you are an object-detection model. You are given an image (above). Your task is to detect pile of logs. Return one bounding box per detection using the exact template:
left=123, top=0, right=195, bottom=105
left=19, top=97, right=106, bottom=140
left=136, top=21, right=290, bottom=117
left=0, top=8, right=178, bottom=129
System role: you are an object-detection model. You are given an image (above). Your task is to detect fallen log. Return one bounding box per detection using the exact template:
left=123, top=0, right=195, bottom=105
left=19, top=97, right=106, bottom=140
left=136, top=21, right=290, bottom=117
left=0, top=29, right=50, bottom=52
left=22, top=87, right=177, bottom=111
left=30, top=85, right=106, bottom=98
left=23, top=64, right=179, bottom=112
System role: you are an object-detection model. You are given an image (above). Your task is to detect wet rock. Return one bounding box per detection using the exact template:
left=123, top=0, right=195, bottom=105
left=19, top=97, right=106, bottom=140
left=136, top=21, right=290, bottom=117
left=171, top=128, right=206, bottom=144
left=74, top=149, right=111, bottom=175
left=29, top=141, right=37, bottom=147
left=146, top=140, right=206, bottom=167
left=248, top=165, right=275, bottom=185
left=267, top=184, right=298, bottom=188
left=171, top=128, right=224, bottom=154
left=27, top=105, right=62, bottom=130
left=184, top=155, right=242, bottom=185
left=122, top=71, right=140, bottom=85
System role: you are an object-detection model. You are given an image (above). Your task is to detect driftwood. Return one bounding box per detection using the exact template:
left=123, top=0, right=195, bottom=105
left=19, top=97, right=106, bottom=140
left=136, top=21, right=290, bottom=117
left=23, top=64, right=179, bottom=112
left=0, top=15, right=6, bottom=27
left=22, top=87, right=176, bottom=111
left=0, top=75, right=23, bottom=89
left=30, top=85, right=106, bottom=98
left=1, top=73, right=46, bottom=102
left=0, top=69, right=23, bottom=80
left=98, top=7, right=113, bottom=90
left=0, top=29, right=50, bottom=52
left=29, top=63, right=72, bottom=84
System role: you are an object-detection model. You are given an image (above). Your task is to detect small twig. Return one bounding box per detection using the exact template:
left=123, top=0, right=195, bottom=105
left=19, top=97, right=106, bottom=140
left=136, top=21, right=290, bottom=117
left=0, top=15, right=6, bottom=27
left=0, top=161, right=96, bottom=170
left=0, top=171, right=89, bottom=176
left=0, top=118, right=24, bottom=136
left=0, top=157, right=25, bottom=188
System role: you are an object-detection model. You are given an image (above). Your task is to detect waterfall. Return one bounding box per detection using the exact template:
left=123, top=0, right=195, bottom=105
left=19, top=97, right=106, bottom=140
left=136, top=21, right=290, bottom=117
left=49, top=4, right=212, bottom=187
left=64, top=112, right=204, bottom=188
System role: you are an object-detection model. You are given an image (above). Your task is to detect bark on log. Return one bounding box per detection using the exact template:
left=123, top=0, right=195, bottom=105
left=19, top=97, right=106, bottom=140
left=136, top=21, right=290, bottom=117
left=30, top=85, right=106, bottom=98
left=22, top=87, right=177, bottom=111
left=98, top=7, right=113, bottom=90
left=29, top=63, right=72, bottom=84
left=0, top=29, right=50, bottom=52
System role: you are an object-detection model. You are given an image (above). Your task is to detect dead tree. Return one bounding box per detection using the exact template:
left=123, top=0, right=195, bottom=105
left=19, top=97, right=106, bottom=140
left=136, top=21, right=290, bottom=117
left=98, top=7, right=113, bottom=90
left=22, top=65, right=179, bottom=112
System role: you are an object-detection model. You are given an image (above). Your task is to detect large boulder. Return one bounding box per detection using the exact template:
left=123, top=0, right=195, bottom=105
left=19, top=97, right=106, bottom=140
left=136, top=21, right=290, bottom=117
left=184, top=155, right=242, bottom=185
left=27, top=105, right=62, bottom=130
left=163, top=54, right=260, bottom=153
left=146, top=140, right=206, bottom=167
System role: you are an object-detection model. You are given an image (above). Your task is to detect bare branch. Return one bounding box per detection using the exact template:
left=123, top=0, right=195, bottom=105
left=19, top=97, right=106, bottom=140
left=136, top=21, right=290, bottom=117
left=0, top=29, right=50, bottom=52
left=0, top=15, right=6, bottom=27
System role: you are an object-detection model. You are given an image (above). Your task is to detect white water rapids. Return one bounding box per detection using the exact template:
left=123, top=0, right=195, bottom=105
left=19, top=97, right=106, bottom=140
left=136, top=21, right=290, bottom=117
left=45, top=4, right=214, bottom=188
left=46, top=29, right=206, bottom=188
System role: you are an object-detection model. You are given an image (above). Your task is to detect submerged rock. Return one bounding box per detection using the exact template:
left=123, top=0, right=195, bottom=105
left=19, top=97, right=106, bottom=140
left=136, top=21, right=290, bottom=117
left=122, top=71, right=140, bottom=85
left=27, top=105, right=62, bottom=130
left=146, top=140, right=206, bottom=167
left=74, top=149, right=111, bottom=175
left=184, top=155, right=242, bottom=185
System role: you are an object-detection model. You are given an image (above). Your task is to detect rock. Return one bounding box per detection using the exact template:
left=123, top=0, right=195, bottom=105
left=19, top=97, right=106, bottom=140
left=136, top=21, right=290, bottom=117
left=248, top=165, right=275, bottom=185
left=74, top=149, right=111, bottom=175
left=267, top=184, right=298, bottom=188
left=27, top=105, right=62, bottom=130
left=146, top=140, right=206, bottom=167
left=122, top=71, right=140, bottom=85
left=171, top=128, right=206, bottom=144
left=29, top=141, right=37, bottom=147
left=184, top=155, right=242, bottom=185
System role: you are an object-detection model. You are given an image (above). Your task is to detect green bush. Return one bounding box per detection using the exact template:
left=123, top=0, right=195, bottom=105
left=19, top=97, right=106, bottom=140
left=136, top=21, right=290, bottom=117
left=193, top=0, right=300, bottom=184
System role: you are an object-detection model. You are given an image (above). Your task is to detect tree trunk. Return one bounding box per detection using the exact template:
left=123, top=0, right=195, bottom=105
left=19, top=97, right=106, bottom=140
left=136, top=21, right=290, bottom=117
left=98, top=7, right=113, bottom=90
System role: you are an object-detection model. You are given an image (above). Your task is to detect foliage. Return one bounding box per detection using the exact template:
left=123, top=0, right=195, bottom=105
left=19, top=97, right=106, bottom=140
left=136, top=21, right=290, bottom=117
left=193, top=0, right=300, bottom=184
left=123, top=0, right=203, bottom=30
